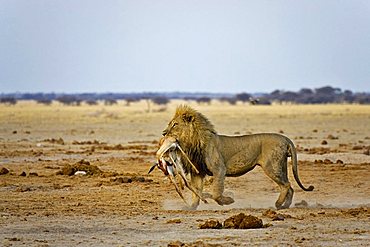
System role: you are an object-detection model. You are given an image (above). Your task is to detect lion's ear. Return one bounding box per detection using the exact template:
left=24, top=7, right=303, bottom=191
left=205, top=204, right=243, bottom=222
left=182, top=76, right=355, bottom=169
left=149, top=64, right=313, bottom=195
left=182, top=113, right=194, bottom=123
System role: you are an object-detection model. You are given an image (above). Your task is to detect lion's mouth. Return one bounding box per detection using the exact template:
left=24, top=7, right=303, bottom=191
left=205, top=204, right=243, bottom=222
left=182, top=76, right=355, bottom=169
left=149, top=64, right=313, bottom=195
left=148, top=135, right=208, bottom=206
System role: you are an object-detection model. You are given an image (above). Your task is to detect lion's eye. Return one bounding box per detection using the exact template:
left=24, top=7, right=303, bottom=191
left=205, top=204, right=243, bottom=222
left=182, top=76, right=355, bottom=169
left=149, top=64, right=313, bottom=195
left=172, top=122, right=178, bottom=128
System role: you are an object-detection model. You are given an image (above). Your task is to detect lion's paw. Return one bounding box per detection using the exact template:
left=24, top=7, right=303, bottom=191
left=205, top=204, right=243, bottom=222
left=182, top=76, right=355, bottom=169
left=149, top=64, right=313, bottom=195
left=215, top=196, right=235, bottom=206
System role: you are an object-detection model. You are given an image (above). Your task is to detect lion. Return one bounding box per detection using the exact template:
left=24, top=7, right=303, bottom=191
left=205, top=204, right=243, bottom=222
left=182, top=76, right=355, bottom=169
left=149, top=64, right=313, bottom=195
left=161, top=105, right=314, bottom=210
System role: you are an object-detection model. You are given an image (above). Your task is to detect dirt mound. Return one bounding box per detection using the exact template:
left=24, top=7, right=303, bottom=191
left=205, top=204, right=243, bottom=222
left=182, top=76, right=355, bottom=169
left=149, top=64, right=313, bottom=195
left=57, top=160, right=102, bottom=176
left=199, top=219, right=222, bottom=229
left=110, top=176, right=152, bottom=184
left=199, top=213, right=264, bottom=229
left=224, top=213, right=263, bottom=229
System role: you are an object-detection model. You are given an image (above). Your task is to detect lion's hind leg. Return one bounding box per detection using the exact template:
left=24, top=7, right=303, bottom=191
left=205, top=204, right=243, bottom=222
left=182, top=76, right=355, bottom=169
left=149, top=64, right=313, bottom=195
left=262, top=159, right=293, bottom=209
left=282, top=187, right=294, bottom=209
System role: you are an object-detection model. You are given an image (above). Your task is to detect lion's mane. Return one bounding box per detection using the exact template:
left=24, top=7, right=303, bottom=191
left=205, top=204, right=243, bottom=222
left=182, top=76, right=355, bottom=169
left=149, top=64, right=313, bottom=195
left=171, top=105, right=216, bottom=177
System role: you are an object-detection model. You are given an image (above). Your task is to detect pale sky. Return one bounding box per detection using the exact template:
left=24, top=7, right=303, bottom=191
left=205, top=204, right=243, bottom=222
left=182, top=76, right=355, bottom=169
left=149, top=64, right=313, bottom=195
left=0, top=0, right=369, bottom=93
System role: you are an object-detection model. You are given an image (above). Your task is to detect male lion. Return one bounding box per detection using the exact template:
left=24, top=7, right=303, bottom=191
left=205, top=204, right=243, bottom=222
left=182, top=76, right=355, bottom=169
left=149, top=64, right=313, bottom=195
left=161, top=105, right=314, bottom=210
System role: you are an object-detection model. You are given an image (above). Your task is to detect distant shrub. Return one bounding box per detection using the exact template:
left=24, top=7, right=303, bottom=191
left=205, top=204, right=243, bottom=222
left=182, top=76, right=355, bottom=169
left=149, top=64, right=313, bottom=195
left=219, top=97, right=237, bottom=105
left=56, top=95, right=82, bottom=106
left=152, top=96, right=169, bottom=105
left=0, top=97, right=17, bottom=105
left=196, top=97, right=211, bottom=104
left=354, top=93, right=370, bottom=104
left=104, top=99, right=117, bottom=106
left=86, top=100, right=98, bottom=106
left=125, top=98, right=140, bottom=106
left=36, top=99, right=52, bottom=105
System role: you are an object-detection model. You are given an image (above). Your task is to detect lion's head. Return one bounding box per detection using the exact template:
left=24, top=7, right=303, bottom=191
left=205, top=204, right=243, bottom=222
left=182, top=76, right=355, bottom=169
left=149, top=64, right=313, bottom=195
left=162, top=105, right=216, bottom=176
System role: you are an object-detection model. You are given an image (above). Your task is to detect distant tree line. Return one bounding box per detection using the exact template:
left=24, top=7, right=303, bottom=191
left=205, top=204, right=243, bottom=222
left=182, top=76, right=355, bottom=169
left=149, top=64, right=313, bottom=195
left=1, top=86, right=369, bottom=105
left=217, top=86, right=370, bottom=105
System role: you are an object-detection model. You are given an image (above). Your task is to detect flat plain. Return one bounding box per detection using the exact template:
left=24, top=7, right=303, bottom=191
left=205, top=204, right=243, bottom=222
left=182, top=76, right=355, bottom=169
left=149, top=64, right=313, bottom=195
left=1, top=101, right=369, bottom=246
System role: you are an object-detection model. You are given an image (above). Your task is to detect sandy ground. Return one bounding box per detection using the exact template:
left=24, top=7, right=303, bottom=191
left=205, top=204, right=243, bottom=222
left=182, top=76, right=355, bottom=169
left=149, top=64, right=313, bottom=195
left=1, top=101, right=369, bottom=246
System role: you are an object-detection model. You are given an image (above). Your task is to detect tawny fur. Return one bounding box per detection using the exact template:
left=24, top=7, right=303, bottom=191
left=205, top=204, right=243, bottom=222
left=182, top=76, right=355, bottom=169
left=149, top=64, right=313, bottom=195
left=162, top=105, right=314, bottom=210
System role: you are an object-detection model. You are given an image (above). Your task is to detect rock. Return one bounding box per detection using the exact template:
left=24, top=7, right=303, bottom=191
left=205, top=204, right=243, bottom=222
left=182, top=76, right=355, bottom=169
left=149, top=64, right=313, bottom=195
left=321, top=140, right=328, bottom=145
left=0, top=167, right=10, bottom=175
left=19, top=171, right=27, bottom=176
left=74, top=171, right=87, bottom=176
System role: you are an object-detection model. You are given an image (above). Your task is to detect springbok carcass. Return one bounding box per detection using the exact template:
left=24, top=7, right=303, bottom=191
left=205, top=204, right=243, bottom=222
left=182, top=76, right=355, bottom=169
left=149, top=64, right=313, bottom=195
left=148, top=137, right=208, bottom=206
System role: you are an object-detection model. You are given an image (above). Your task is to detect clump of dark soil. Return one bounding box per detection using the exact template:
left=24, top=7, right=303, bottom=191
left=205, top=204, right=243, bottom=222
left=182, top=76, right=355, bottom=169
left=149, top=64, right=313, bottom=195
left=111, top=177, right=132, bottom=183
left=199, top=219, right=222, bottom=229
left=57, top=159, right=102, bottom=176
left=262, top=209, right=292, bottom=221
left=224, top=213, right=263, bottom=229
left=0, top=167, right=10, bottom=175
left=327, top=134, right=338, bottom=140
left=168, top=240, right=222, bottom=247
left=314, top=159, right=334, bottom=164
left=199, top=213, right=264, bottom=229
left=166, top=218, right=182, bottom=224
left=300, top=147, right=332, bottom=154
left=43, top=138, right=65, bottom=145
left=72, top=140, right=106, bottom=145
left=110, top=176, right=152, bottom=184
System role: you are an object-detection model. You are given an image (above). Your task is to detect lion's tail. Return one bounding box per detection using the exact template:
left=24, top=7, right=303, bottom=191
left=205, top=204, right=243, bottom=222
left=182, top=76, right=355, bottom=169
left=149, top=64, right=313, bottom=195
left=288, top=139, right=314, bottom=191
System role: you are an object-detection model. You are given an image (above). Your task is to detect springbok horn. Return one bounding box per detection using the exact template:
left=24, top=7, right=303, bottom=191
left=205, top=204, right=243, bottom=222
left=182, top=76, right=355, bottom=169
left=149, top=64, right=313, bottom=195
left=148, top=163, right=157, bottom=174
left=176, top=144, right=200, bottom=174
left=167, top=172, right=188, bottom=206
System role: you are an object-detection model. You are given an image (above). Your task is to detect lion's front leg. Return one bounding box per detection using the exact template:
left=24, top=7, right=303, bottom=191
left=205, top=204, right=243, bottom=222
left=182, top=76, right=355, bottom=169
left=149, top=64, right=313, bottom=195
left=206, top=156, right=234, bottom=206
left=212, top=174, right=234, bottom=206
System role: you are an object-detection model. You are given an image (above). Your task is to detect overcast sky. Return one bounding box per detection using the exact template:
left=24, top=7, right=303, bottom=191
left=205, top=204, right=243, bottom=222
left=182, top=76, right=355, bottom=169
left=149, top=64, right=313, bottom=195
left=1, top=0, right=369, bottom=93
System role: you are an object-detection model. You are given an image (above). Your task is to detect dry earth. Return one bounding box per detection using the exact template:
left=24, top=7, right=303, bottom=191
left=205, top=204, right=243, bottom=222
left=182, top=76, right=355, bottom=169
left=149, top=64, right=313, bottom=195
left=1, top=101, right=370, bottom=246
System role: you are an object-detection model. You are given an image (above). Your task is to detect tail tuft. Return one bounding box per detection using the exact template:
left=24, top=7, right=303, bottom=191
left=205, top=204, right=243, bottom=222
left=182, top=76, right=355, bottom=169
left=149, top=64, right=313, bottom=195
left=304, top=185, right=314, bottom=191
